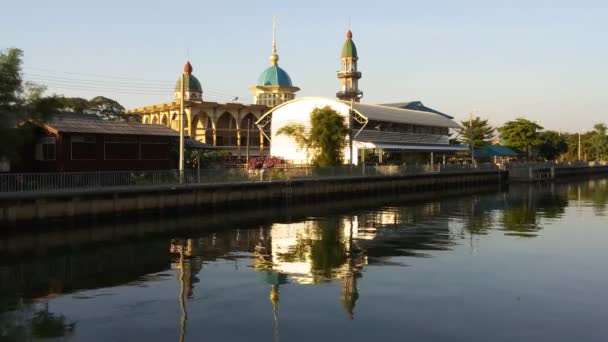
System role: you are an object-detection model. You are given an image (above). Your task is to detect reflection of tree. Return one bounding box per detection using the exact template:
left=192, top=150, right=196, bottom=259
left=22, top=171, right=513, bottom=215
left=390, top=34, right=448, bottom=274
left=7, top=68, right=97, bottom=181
left=462, top=197, right=494, bottom=236
left=0, top=301, right=75, bottom=341
left=310, top=219, right=347, bottom=279
left=567, top=180, right=608, bottom=216
left=30, top=305, right=75, bottom=339
left=501, top=205, right=540, bottom=237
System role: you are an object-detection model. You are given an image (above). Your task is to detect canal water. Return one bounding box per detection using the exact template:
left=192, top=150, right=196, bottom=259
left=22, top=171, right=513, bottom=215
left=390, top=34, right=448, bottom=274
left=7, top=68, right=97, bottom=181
left=0, top=178, right=607, bottom=341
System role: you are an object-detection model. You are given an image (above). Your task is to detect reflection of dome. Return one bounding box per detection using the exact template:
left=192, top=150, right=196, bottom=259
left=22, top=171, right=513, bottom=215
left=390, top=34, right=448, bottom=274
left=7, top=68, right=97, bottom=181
left=341, top=30, right=358, bottom=58
left=257, top=65, right=294, bottom=87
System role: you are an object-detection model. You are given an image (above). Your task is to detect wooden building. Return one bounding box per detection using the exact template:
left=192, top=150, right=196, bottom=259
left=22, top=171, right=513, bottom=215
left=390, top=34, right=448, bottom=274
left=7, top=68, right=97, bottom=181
left=15, top=113, right=200, bottom=172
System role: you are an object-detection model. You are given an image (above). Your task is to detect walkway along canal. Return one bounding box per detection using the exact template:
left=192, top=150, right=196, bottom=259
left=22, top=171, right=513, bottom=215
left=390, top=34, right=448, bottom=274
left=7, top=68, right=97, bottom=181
left=0, top=164, right=607, bottom=225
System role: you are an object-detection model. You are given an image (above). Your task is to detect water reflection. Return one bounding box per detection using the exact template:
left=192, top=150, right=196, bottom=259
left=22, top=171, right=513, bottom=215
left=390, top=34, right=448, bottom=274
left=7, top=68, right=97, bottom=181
left=0, top=178, right=606, bottom=341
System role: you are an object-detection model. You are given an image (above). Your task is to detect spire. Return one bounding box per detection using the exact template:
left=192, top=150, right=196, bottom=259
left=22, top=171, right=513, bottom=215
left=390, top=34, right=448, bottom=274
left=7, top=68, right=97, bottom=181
left=270, top=16, right=279, bottom=65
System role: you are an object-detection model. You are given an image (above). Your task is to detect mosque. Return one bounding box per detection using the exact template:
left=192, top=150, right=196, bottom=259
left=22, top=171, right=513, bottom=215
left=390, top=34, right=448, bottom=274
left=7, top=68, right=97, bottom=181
left=128, top=21, right=466, bottom=163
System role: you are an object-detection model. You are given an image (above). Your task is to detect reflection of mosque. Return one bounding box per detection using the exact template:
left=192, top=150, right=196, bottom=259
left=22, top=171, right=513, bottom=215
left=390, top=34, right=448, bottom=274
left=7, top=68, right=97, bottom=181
left=167, top=201, right=454, bottom=324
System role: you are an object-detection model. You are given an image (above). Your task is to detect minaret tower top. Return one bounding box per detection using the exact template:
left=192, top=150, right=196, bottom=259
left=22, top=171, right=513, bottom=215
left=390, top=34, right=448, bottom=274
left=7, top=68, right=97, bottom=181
left=336, top=30, right=363, bottom=102
left=249, top=17, right=300, bottom=107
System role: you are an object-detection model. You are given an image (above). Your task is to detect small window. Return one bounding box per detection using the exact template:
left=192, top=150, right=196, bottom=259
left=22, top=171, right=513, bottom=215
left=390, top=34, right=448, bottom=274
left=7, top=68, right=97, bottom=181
left=35, top=137, right=56, bottom=161
left=71, top=135, right=96, bottom=160
left=140, top=138, right=170, bottom=160
left=104, top=136, right=138, bottom=160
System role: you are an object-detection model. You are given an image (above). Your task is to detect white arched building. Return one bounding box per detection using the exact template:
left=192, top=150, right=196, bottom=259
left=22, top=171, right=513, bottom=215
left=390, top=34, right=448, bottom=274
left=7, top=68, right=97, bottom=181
left=256, top=97, right=468, bottom=165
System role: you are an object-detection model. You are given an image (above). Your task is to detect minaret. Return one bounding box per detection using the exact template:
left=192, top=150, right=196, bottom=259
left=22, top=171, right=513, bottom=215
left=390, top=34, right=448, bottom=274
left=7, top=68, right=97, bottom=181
left=250, top=17, right=300, bottom=108
left=336, top=30, right=363, bottom=102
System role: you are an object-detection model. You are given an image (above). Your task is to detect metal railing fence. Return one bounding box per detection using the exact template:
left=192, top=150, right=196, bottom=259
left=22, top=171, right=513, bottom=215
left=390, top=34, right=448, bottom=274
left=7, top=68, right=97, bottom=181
left=0, top=163, right=501, bottom=194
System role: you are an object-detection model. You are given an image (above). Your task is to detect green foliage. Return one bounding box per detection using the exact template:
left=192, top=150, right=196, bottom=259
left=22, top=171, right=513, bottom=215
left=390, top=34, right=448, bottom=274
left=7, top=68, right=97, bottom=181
left=537, top=130, right=568, bottom=161
left=309, top=106, right=348, bottom=166
left=59, top=95, right=137, bottom=122
left=59, top=96, right=90, bottom=113
left=0, top=48, right=22, bottom=113
left=277, top=106, right=348, bottom=166
left=0, top=48, right=63, bottom=161
left=590, top=123, right=608, bottom=161
left=276, top=123, right=311, bottom=158
left=185, top=149, right=231, bottom=169
left=30, top=310, right=75, bottom=338
left=498, top=118, right=543, bottom=158
left=457, top=116, right=495, bottom=147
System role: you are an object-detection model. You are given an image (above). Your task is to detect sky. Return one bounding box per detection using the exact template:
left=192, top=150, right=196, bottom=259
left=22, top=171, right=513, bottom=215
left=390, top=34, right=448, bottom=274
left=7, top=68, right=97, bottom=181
left=1, top=0, right=607, bottom=131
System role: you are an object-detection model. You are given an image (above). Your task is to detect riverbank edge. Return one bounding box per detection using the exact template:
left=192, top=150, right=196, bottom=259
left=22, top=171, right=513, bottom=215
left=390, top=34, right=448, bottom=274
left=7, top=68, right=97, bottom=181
left=0, top=170, right=506, bottom=224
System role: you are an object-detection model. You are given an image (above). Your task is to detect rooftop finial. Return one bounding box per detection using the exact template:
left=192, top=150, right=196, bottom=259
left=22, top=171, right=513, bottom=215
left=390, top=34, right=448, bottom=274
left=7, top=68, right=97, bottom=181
left=270, top=16, right=279, bottom=65
left=347, top=30, right=352, bottom=39
left=184, top=61, right=193, bottom=74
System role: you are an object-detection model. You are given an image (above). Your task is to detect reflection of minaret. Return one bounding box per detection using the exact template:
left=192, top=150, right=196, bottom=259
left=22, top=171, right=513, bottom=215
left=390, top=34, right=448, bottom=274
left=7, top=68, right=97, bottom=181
left=178, top=244, right=188, bottom=342
left=270, top=285, right=280, bottom=342
left=340, top=216, right=360, bottom=320
left=340, top=264, right=359, bottom=320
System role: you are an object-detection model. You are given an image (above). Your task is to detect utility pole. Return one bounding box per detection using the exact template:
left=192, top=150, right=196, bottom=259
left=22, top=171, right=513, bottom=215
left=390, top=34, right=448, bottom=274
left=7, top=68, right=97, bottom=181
left=469, top=112, right=475, bottom=166
left=246, top=118, right=251, bottom=164
left=578, top=131, right=582, bottom=161
left=179, top=74, right=185, bottom=183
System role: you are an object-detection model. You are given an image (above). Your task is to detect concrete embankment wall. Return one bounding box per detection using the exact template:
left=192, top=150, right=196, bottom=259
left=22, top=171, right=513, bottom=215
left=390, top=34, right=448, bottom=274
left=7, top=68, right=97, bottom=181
left=510, top=165, right=608, bottom=182
left=0, top=170, right=506, bottom=225
left=555, top=166, right=608, bottom=178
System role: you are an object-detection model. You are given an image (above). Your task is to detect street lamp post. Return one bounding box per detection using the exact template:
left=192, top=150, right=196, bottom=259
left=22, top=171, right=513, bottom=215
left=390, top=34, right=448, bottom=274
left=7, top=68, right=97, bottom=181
left=349, top=94, right=362, bottom=166
left=349, top=98, right=354, bottom=167
left=179, top=74, right=185, bottom=183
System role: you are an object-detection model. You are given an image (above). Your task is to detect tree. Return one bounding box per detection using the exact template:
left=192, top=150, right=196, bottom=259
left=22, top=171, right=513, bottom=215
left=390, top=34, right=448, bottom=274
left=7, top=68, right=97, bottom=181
left=498, top=118, right=543, bottom=159
left=59, top=97, right=90, bottom=113
left=456, top=116, right=495, bottom=147
left=277, top=106, right=348, bottom=166
left=309, top=106, right=348, bottom=166
left=0, top=48, right=62, bottom=161
left=86, top=96, right=133, bottom=121
left=590, top=123, right=607, bottom=161
left=537, top=130, right=568, bottom=161
left=276, top=123, right=312, bottom=160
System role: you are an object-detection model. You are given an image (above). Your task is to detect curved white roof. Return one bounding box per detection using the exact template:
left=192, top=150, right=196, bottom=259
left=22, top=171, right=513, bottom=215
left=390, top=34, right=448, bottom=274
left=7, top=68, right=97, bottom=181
left=257, top=97, right=461, bottom=129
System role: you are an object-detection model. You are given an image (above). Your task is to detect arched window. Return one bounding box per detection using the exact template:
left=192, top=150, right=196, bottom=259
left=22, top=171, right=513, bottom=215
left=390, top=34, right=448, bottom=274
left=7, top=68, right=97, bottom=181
left=191, top=112, right=213, bottom=143
left=215, top=112, right=237, bottom=146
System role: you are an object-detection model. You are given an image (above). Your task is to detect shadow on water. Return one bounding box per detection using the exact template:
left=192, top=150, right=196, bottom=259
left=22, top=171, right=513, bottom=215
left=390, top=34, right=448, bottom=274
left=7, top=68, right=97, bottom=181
left=0, top=177, right=606, bottom=340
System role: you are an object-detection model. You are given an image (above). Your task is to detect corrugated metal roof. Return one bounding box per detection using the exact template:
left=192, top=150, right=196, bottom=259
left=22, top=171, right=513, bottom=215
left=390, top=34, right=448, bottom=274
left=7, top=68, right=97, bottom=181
left=473, top=145, right=520, bottom=157
left=357, top=142, right=469, bottom=151
left=37, top=113, right=179, bottom=136
left=380, top=101, right=454, bottom=119
left=344, top=102, right=461, bottom=129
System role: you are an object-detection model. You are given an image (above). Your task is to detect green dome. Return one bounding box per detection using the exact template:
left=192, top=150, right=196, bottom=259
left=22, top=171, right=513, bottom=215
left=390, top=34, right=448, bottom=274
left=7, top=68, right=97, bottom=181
left=257, top=65, right=293, bottom=87
left=174, top=74, right=202, bottom=93
left=341, top=30, right=358, bottom=58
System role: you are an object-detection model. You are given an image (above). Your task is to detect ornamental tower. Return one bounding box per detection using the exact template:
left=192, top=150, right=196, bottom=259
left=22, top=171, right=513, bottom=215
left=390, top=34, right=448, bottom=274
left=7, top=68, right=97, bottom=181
left=336, top=30, right=363, bottom=102
left=249, top=17, right=300, bottom=108
left=174, top=61, right=203, bottom=101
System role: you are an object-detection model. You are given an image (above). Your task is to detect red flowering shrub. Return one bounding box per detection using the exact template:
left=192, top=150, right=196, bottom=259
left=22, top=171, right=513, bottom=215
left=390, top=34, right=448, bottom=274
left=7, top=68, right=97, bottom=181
left=248, top=156, right=286, bottom=170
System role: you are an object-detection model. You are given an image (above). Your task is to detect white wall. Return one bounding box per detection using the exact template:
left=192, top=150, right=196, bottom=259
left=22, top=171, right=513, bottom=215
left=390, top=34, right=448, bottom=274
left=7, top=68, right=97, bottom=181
left=270, top=98, right=356, bottom=165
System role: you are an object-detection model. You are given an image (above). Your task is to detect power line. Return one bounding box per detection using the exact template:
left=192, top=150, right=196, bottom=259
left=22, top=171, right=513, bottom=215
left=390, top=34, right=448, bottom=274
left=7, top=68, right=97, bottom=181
left=23, top=67, right=244, bottom=99
left=26, top=66, right=176, bottom=83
